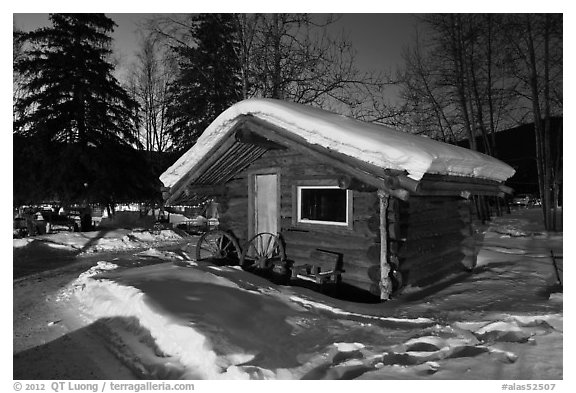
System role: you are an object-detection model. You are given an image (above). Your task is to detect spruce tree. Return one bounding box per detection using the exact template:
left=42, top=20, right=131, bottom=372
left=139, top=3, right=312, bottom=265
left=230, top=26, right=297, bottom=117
left=13, top=14, right=157, bottom=207
left=166, top=14, right=242, bottom=151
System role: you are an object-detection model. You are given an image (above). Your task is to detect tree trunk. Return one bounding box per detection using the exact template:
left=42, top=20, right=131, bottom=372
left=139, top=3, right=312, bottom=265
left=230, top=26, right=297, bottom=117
left=486, top=14, right=498, bottom=156
left=271, top=14, right=283, bottom=99
left=543, top=14, right=554, bottom=230
left=525, top=15, right=548, bottom=230
left=451, top=15, right=476, bottom=150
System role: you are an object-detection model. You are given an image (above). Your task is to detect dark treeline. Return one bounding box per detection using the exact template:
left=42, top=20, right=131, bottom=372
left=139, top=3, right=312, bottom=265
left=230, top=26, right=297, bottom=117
left=13, top=14, right=562, bottom=230
left=397, top=14, right=562, bottom=230
left=13, top=14, right=162, bottom=210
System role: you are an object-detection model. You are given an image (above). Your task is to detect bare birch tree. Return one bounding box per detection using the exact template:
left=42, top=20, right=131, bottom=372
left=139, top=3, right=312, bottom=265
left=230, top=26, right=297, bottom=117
left=504, top=14, right=563, bottom=230
left=238, top=14, right=396, bottom=122
left=128, top=31, right=176, bottom=152
left=145, top=13, right=397, bottom=124
left=400, top=14, right=519, bottom=152
left=399, top=13, right=562, bottom=230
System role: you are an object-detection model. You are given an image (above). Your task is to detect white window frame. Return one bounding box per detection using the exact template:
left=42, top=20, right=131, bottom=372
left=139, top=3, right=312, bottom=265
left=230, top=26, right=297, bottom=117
left=296, top=185, right=352, bottom=227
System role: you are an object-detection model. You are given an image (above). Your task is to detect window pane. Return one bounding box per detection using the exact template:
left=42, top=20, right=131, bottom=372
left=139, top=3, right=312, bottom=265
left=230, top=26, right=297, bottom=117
left=300, top=188, right=347, bottom=223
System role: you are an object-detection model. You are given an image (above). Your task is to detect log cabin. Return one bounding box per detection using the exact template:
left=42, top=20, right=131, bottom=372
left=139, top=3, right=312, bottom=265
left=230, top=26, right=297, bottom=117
left=160, top=99, right=515, bottom=300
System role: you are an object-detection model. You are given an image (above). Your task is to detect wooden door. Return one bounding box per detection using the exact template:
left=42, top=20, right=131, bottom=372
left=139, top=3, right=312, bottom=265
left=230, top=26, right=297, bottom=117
left=253, top=173, right=279, bottom=237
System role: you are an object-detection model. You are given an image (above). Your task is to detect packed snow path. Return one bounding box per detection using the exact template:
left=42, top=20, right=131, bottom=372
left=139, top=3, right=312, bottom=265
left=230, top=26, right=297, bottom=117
left=14, top=209, right=562, bottom=380
left=70, top=210, right=562, bottom=380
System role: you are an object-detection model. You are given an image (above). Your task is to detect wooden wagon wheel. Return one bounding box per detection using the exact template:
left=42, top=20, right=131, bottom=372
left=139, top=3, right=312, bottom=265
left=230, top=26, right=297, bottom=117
left=195, top=229, right=242, bottom=264
left=241, top=232, right=286, bottom=271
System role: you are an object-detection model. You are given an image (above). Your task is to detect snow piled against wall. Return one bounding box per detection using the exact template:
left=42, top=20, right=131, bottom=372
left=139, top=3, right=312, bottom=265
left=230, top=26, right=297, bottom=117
left=160, top=99, right=515, bottom=188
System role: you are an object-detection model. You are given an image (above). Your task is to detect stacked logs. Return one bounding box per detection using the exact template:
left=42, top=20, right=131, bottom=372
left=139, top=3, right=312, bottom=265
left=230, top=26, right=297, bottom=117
left=392, top=196, right=475, bottom=289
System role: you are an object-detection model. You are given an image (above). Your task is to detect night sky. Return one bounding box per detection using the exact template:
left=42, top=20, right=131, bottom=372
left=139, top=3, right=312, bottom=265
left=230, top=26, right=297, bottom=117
left=13, top=13, right=420, bottom=100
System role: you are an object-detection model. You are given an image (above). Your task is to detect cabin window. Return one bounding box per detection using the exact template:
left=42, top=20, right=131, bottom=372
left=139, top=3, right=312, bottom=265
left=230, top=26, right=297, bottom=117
left=296, top=186, right=351, bottom=226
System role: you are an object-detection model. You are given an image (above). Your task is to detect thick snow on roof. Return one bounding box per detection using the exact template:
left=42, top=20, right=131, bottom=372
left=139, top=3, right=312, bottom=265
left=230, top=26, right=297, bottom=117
left=160, top=99, right=515, bottom=188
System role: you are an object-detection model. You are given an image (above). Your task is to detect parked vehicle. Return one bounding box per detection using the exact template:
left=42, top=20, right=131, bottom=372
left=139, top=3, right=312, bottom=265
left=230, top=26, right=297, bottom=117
left=13, top=214, right=46, bottom=238
left=511, top=193, right=537, bottom=207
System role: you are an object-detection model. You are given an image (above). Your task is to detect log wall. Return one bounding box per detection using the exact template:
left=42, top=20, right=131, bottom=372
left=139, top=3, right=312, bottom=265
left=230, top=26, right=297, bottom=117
left=218, top=147, right=477, bottom=297
left=391, top=196, right=475, bottom=289
left=218, top=148, right=379, bottom=293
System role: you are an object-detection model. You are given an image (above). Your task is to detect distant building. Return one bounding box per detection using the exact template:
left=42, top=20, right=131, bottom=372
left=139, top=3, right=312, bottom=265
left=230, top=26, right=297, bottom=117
left=459, top=118, right=563, bottom=200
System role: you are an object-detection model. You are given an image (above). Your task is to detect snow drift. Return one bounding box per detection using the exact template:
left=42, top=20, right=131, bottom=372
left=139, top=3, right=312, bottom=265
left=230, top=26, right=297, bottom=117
left=43, top=208, right=560, bottom=380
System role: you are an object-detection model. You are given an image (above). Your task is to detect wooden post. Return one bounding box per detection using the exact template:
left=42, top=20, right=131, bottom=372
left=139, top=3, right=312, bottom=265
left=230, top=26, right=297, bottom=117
left=378, top=189, right=393, bottom=300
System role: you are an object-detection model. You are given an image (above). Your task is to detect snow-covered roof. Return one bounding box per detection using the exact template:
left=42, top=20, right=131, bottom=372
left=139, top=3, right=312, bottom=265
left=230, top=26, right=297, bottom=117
left=160, top=99, right=515, bottom=189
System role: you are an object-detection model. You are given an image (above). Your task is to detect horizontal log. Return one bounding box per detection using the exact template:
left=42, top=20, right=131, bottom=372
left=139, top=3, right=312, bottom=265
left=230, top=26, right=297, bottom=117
left=310, top=249, right=342, bottom=264
left=400, top=248, right=465, bottom=271
left=367, top=284, right=381, bottom=297
left=282, top=225, right=372, bottom=242
left=293, top=254, right=374, bottom=280
left=405, top=195, right=461, bottom=205
left=407, top=260, right=466, bottom=287
left=287, top=244, right=374, bottom=267
left=338, top=175, right=378, bottom=192
left=352, top=221, right=378, bottom=237
left=367, top=264, right=381, bottom=283
left=399, top=235, right=468, bottom=259
left=414, top=189, right=504, bottom=197
left=419, top=180, right=503, bottom=193
left=405, top=209, right=471, bottom=221
left=282, top=218, right=370, bottom=238
left=341, top=276, right=374, bottom=293
left=367, top=244, right=380, bottom=264
left=402, top=221, right=468, bottom=240
left=353, top=194, right=379, bottom=216
left=406, top=206, right=471, bottom=218
left=340, top=258, right=376, bottom=274
left=404, top=215, right=470, bottom=230
left=368, top=210, right=402, bottom=232
left=339, top=267, right=376, bottom=284
left=421, top=173, right=500, bottom=186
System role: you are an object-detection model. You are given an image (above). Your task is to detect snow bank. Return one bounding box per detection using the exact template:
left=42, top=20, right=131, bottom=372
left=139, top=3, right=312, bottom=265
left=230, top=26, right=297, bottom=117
left=56, top=261, right=119, bottom=302
left=74, top=278, right=253, bottom=379
left=13, top=229, right=184, bottom=254
left=288, top=295, right=434, bottom=325
left=161, top=98, right=515, bottom=188
left=136, top=248, right=187, bottom=261
left=13, top=238, right=34, bottom=249
left=69, top=258, right=563, bottom=380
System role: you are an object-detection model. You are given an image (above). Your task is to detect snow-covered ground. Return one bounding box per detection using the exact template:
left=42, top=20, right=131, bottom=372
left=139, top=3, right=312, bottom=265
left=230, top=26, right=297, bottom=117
left=14, top=228, right=184, bottom=254
left=13, top=228, right=187, bottom=279
left=12, top=209, right=565, bottom=383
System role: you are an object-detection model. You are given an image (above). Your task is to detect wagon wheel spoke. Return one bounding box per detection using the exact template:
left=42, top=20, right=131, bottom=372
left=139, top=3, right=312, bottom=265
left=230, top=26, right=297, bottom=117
left=221, top=239, right=234, bottom=252
left=195, top=229, right=241, bottom=264
left=241, top=233, right=285, bottom=270
left=265, top=234, right=275, bottom=257
left=202, top=238, right=220, bottom=254
left=199, top=243, right=218, bottom=255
